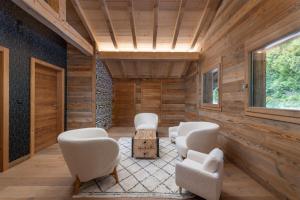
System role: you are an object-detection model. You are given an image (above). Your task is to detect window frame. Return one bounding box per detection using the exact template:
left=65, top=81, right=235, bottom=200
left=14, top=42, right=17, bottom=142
left=245, top=29, right=300, bottom=124
left=201, top=58, right=222, bottom=111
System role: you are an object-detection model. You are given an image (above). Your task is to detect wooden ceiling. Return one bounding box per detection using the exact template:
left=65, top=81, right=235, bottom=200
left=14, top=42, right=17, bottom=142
left=104, top=60, right=193, bottom=78
left=70, top=0, right=221, bottom=78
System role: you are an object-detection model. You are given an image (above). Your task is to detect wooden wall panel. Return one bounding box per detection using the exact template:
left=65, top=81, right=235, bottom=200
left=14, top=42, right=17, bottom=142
left=161, top=79, right=185, bottom=126
left=184, top=62, right=199, bottom=121
left=113, top=79, right=185, bottom=127
left=67, top=45, right=96, bottom=130
left=141, top=81, right=162, bottom=117
left=184, top=0, right=300, bottom=199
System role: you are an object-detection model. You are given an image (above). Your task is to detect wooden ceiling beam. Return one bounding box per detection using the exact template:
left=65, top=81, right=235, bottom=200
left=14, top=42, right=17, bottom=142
left=182, top=61, right=192, bottom=77
left=172, top=0, right=187, bottom=49
left=12, top=0, right=93, bottom=55
left=153, top=0, right=159, bottom=49
left=100, top=0, right=118, bottom=49
left=70, top=0, right=97, bottom=43
left=190, top=0, right=221, bottom=49
left=128, top=0, right=137, bottom=49
left=98, top=51, right=200, bottom=60
left=167, top=62, right=174, bottom=77
left=101, top=60, right=113, bottom=78
left=120, top=61, right=127, bottom=78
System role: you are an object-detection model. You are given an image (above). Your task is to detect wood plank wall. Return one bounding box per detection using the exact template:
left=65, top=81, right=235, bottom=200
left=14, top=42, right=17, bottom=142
left=112, top=79, right=185, bottom=127
left=184, top=62, right=199, bottom=121
left=66, top=44, right=96, bottom=130
left=184, top=0, right=300, bottom=199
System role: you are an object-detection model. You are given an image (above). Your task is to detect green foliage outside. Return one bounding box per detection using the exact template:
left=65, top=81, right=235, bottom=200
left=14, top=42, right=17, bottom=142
left=265, top=36, right=300, bottom=110
left=213, top=87, right=219, bottom=104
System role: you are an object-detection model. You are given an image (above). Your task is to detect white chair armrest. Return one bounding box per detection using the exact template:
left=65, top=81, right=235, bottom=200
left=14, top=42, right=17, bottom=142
left=187, top=150, right=207, bottom=163
left=176, top=161, right=219, bottom=188
left=169, top=126, right=179, bottom=133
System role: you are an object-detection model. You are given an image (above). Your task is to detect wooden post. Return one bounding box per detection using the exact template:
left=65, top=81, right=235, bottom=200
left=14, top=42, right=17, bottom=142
left=73, top=175, right=81, bottom=195
left=252, top=52, right=266, bottom=107
left=111, top=167, right=119, bottom=183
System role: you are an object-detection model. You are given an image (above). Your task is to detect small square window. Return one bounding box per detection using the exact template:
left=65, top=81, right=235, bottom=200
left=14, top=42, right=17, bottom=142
left=201, top=63, right=222, bottom=111
left=203, top=68, right=219, bottom=104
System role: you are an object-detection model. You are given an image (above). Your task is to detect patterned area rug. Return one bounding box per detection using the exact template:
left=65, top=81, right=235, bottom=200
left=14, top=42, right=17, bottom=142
left=74, top=137, right=195, bottom=199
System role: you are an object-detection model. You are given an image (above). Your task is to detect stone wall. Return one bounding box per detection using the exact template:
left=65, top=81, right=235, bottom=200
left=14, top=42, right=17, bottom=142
left=96, top=59, right=112, bottom=129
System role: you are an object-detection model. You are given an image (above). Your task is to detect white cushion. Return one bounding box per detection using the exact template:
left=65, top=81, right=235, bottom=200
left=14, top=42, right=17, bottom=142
left=136, top=124, right=156, bottom=130
left=181, top=158, right=203, bottom=171
left=202, top=148, right=223, bottom=173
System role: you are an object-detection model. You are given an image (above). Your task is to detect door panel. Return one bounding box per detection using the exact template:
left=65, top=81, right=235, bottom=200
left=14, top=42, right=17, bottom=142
left=34, top=62, right=61, bottom=153
left=0, top=47, right=9, bottom=171
left=112, top=81, right=135, bottom=126
left=0, top=52, right=3, bottom=169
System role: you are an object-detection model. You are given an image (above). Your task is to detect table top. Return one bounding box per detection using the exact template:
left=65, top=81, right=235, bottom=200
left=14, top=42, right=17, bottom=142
left=134, top=129, right=157, bottom=140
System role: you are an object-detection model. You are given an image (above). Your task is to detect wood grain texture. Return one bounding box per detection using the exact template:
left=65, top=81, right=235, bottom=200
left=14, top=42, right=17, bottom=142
left=113, top=79, right=185, bottom=127
left=105, top=60, right=191, bottom=79
left=30, top=58, right=65, bottom=155
left=12, top=0, right=93, bottom=55
left=185, top=0, right=300, bottom=199
left=75, top=0, right=210, bottom=52
left=112, top=80, right=136, bottom=126
left=66, top=45, right=96, bottom=130
left=0, top=46, right=9, bottom=171
left=184, top=62, right=199, bottom=121
left=133, top=129, right=158, bottom=159
left=68, top=0, right=95, bottom=43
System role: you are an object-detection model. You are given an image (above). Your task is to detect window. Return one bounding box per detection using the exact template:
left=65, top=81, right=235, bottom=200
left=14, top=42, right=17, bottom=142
left=250, top=32, right=300, bottom=110
left=201, top=63, right=221, bottom=111
left=246, top=30, right=300, bottom=124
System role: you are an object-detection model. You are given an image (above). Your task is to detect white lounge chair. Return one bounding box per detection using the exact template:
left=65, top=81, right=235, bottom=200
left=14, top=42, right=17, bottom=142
left=175, top=122, right=219, bottom=158
left=134, top=113, right=158, bottom=131
left=176, top=148, right=224, bottom=200
left=57, top=128, right=120, bottom=194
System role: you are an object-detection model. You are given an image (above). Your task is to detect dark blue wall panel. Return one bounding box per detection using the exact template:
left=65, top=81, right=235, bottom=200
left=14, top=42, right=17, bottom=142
left=0, top=0, right=67, bottom=162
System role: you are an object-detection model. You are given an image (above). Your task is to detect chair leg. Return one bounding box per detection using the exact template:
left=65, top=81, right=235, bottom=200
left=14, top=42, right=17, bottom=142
left=111, top=166, right=119, bottom=183
left=179, top=187, right=182, bottom=194
left=73, top=175, right=81, bottom=195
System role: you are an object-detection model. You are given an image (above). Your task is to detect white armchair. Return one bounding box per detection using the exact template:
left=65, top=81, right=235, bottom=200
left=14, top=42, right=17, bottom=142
left=176, top=148, right=224, bottom=200
left=175, top=122, right=219, bottom=158
left=57, top=128, right=120, bottom=194
left=134, top=113, right=158, bottom=131
left=168, top=122, right=185, bottom=143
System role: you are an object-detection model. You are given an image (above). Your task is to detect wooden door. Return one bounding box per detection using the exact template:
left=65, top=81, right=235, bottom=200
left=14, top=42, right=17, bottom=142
left=112, top=80, right=135, bottom=126
left=0, top=52, right=3, bottom=170
left=31, top=58, right=64, bottom=155
left=0, top=47, right=9, bottom=171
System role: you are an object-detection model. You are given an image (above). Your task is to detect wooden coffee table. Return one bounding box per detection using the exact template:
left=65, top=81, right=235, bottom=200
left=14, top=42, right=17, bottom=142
left=132, top=129, right=159, bottom=159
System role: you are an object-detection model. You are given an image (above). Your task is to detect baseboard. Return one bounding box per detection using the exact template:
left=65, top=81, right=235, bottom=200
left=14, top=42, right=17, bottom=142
left=9, top=154, right=30, bottom=168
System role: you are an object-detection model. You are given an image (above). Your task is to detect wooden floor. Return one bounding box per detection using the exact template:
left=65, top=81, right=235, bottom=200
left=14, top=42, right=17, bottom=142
left=0, top=127, right=277, bottom=200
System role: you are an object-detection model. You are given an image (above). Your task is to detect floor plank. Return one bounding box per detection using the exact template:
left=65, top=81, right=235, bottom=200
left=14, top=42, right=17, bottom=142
left=0, top=127, right=277, bottom=200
